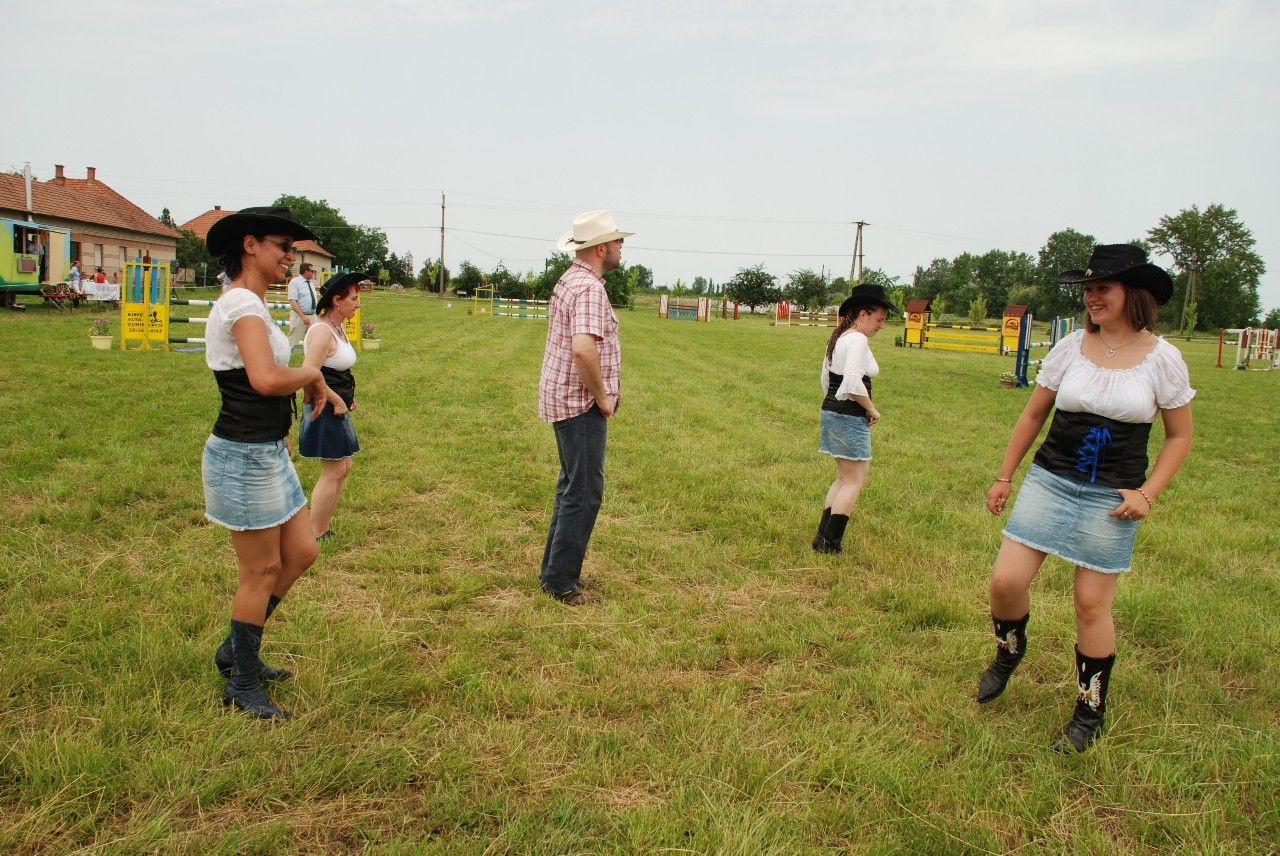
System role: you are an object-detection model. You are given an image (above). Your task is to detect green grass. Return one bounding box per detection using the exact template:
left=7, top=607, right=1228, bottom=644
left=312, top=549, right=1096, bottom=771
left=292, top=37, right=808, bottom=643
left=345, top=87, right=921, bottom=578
left=1, top=293, right=1277, bottom=854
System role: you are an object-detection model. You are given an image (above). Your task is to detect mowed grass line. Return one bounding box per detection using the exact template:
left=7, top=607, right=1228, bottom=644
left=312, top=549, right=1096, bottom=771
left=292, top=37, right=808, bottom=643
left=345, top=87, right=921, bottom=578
left=0, top=294, right=1276, bottom=854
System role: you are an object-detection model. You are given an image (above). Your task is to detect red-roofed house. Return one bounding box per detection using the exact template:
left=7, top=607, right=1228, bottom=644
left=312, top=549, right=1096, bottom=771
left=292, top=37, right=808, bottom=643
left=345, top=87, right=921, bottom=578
left=0, top=165, right=178, bottom=286
left=180, top=206, right=337, bottom=277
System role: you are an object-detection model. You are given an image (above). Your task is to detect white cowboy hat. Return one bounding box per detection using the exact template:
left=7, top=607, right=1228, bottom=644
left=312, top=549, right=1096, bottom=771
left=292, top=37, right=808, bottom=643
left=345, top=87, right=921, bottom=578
left=555, top=209, right=635, bottom=253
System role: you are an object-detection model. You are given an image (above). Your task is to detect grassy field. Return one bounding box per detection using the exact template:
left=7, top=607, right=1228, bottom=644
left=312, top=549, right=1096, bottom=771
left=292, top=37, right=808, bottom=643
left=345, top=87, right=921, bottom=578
left=1, top=292, right=1277, bottom=855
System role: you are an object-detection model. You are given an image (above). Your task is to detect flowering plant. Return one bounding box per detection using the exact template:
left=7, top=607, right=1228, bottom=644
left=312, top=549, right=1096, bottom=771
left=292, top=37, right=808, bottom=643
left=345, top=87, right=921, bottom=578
left=361, top=322, right=378, bottom=339
left=91, top=317, right=111, bottom=336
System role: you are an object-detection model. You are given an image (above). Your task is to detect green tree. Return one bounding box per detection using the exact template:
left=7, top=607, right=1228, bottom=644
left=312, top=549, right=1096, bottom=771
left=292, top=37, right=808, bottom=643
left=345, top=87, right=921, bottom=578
left=158, top=207, right=177, bottom=229
left=968, top=294, right=989, bottom=326
left=174, top=228, right=218, bottom=283
left=1262, top=307, right=1280, bottom=329
left=381, top=252, right=414, bottom=286
left=273, top=194, right=389, bottom=272
left=725, top=264, right=780, bottom=312
left=1036, top=228, right=1096, bottom=318
left=1148, top=203, right=1265, bottom=331
left=487, top=263, right=527, bottom=299
left=974, top=249, right=1037, bottom=315
left=603, top=263, right=636, bottom=308
left=417, top=258, right=450, bottom=292
left=690, top=276, right=709, bottom=295
left=533, top=253, right=573, bottom=301
left=785, top=268, right=831, bottom=311
left=859, top=268, right=901, bottom=291
left=454, top=260, right=483, bottom=295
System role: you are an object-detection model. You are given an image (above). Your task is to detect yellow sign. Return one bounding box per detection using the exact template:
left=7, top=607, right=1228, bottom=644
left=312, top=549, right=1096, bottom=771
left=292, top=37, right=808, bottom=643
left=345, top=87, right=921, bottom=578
left=120, top=262, right=171, bottom=350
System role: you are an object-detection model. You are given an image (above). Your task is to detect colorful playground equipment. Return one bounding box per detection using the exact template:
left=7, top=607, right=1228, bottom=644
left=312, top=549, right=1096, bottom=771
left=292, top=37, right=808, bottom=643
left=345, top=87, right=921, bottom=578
left=471, top=286, right=549, bottom=320
left=904, top=298, right=1073, bottom=386
left=120, top=264, right=363, bottom=351
left=1012, top=315, right=1075, bottom=387
left=772, top=300, right=836, bottom=327
left=1, top=216, right=71, bottom=296
left=659, top=294, right=710, bottom=321
left=1219, top=327, right=1278, bottom=370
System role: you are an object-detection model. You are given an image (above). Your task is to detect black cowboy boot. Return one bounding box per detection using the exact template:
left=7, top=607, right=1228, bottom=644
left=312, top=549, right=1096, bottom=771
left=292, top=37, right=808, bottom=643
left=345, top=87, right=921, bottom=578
left=222, top=619, right=290, bottom=719
left=814, top=513, right=849, bottom=554
left=811, top=508, right=832, bottom=551
left=1052, top=647, right=1115, bottom=753
left=977, top=612, right=1029, bottom=703
left=215, top=595, right=292, bottom=681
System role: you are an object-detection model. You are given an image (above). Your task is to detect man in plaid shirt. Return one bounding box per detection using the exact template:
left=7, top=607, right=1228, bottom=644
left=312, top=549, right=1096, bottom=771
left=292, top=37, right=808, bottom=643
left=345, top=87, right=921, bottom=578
left=537, top=211, right=634, bottom=605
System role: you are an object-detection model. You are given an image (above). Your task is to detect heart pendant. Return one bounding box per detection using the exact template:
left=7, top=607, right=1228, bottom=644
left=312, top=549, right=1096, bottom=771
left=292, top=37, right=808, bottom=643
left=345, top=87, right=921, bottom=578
left=1105, top=348, right=1116, bottom=358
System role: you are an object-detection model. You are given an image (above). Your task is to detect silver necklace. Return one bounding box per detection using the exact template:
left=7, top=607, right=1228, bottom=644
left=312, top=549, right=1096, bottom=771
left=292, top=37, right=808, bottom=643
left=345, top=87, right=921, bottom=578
left=1097, top=330, right=1144, bottom=358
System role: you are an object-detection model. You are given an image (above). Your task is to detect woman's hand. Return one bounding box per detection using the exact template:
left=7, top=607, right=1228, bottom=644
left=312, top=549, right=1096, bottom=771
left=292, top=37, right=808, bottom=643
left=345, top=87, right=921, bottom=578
left=324, top=385, right=349, bottom=417
left=1110, top=489, right=1150, bottom=522
left=986, top=481, right=1012, bottom=516
left=865, top=406, right=881, bottom=426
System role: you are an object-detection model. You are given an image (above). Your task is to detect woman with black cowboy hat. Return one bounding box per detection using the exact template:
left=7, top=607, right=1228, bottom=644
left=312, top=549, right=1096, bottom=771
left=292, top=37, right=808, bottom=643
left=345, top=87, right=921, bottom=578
left=812, top=283, right=899, bottom=554
left=203, top=206, right=344, bottom=720
left=978, top=243, right=1194, bottom=752
left=299, top=272, right=368, bottom=541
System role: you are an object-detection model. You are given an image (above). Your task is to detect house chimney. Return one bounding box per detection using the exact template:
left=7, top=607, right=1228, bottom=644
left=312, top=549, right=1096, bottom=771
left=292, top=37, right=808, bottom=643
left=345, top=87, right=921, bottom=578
left=214, top=205, right=221, bottom=211
left=54, top=164, right=65, bottom=180
left=86, top=166, right=96, bottom=183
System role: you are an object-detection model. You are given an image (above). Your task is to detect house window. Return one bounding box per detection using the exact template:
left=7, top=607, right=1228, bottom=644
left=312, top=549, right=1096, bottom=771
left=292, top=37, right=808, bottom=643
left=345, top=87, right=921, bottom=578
left=94, top=244, right=103, bottom=267
left=120, top=246, right=128, bottom=266
left=70, top=241, right=80, bottom=264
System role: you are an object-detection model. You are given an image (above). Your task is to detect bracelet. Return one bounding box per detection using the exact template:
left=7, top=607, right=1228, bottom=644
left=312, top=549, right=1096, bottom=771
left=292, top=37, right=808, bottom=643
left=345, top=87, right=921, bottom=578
left=1137, top=488, right=1154, bottom=508
left=994, top=477, right=1012, bottom=483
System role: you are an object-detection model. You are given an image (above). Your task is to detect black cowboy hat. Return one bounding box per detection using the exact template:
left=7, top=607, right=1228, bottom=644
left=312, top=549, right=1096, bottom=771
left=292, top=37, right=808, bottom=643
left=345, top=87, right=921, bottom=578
left=1055, top=244, right=1173, bottom=306
left=316, top=271, right=373, bottom=313
left=206, top=206, right=318, bottom=257
left=839, top=282, right=900, bottom=317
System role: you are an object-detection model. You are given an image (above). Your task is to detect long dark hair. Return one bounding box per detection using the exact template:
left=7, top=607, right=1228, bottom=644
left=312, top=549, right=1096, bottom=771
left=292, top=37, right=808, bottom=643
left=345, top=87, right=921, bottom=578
left=826, top=310, right=862, bottom=361
left=219, top=234, right=265, bottom=280
left=1085, top=282, right=1159, bottom=334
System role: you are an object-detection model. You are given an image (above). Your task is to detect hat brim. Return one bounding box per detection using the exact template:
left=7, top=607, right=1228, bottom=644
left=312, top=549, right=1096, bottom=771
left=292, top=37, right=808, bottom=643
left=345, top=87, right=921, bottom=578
left=207, top=213, right=318, bottom=257
left=1056, top=263, right=1173, bottom=305
left=555, top=229, right=635, bottom=253
left=839, top=295, right=900, bottom=317
left=317, top=271, right=373, bottom=312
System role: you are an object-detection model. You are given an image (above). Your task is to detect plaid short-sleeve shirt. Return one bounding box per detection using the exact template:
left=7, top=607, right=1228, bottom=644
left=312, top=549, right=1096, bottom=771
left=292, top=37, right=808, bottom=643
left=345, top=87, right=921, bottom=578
left=538, top=260, right=621, bottom=422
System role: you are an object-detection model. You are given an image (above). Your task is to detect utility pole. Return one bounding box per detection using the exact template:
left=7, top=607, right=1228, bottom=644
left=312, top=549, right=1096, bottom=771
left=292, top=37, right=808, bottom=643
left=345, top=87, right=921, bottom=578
left=848, top=220, right=867, bottom=283
left=437, top=192, right=446, bottom=296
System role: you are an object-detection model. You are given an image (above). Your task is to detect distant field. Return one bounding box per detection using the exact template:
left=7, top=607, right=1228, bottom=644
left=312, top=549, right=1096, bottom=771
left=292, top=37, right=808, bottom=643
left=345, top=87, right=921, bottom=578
left=1, top=292, right=1276, bottom=854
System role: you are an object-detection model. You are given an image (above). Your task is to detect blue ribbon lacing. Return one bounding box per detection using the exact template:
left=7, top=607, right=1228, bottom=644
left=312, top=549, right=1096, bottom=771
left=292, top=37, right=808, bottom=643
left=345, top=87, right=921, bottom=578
left=1075, top=426, right=1112, bottom=483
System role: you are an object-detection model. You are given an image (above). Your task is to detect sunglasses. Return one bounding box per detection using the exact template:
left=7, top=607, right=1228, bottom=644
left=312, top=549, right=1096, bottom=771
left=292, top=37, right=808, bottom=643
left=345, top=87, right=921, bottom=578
left=260, top=238, right=296, bottom=254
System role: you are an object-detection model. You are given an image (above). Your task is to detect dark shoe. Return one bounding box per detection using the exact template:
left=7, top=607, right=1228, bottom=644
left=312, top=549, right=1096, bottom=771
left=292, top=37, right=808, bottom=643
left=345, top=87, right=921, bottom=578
left=1051, top=707, right=1103, bottom=753
left=545, top=588, right=600, bottom=606
left=316, top=530, right=336, bottom=542
left=223, top=683, right=291, bottom=719
left=811, top=508, right=832, bottom=551
left=977, top=613, right=1029, bottom=703
left=1051, top=647, right=1115, bottom=753
left=215, top=637, right=293, bottom=682
left=223, top=619, right=292, bottom=719
left=814, top=513, right=850, bottom=554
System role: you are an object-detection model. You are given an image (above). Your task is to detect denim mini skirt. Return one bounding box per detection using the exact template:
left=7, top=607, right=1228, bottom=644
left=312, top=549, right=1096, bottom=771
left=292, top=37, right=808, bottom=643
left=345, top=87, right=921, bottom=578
left=1003, top=464, right=1138, bottom=574
left=819, top=409, right=871, bottom=461
left=202, top=434, right=307, bottom=531
left=299, top=403, right=360, bottom=460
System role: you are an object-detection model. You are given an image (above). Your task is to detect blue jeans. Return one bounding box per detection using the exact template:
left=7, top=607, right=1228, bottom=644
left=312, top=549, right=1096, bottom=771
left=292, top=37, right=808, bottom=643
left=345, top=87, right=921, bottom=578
left=540, top=406, right=607, bottom=596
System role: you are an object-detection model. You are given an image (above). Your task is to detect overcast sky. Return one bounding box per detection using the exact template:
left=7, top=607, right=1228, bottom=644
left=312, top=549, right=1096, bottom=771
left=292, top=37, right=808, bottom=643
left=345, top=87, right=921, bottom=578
left=11, top=0, right=1279, bottom=309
